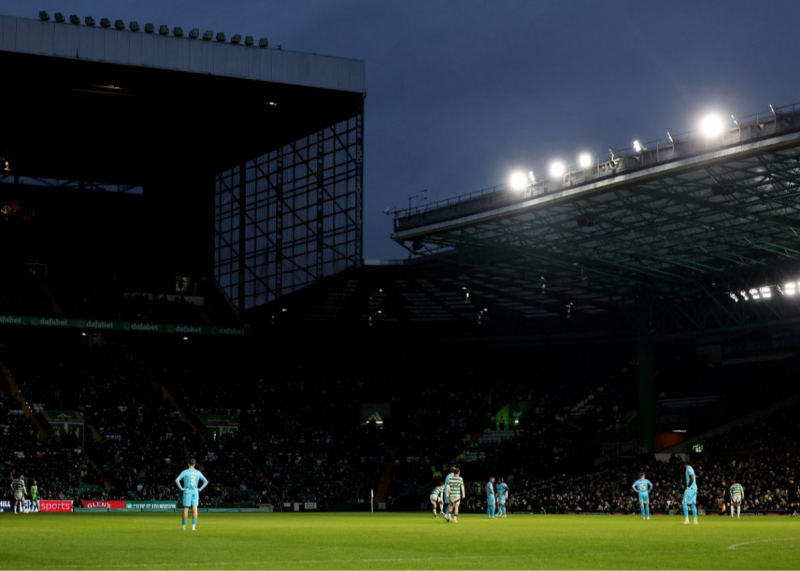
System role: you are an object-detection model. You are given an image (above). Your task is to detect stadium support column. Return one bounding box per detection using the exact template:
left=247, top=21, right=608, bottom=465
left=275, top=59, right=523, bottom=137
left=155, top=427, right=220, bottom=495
left=637, top=335, right=655, bottom=454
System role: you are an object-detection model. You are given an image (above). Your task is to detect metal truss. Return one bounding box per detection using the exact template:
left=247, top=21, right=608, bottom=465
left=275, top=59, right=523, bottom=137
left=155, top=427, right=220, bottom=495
left=392, top=129, right=800, bottom=336
left=215, top=100, right=364, bottom=311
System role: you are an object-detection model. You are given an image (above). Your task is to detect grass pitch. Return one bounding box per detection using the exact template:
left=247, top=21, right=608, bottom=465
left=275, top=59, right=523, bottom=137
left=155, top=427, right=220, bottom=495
left=1, top=512, right=799, bottom=569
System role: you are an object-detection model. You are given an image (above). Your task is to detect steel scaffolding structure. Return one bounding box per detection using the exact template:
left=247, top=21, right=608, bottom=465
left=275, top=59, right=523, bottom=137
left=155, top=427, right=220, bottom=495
left=215, top=101, right=364, bottom=311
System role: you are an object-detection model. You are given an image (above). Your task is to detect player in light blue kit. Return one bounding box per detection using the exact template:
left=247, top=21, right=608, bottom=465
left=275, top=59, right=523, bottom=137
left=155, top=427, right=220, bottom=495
left=486, top=477, right=496, bottom=519
left=682, top=461, right=698, bottom=525
left=632, top=472, right=653, bottom=520
left=175, top=458, right=208, bottom=531
left=443, top=467, right=455, bottom=520
left=496, top=477, right=508, bottom=517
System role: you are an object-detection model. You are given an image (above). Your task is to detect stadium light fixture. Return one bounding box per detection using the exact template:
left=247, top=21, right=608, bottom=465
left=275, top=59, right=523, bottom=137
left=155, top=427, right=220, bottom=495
left=158, top=25, right=169, bottom=35
left=760, top=286, right=772, bottom=299
left=740, top=290, right=749, bottom=301
left=549, top=161, right=566, bottom=178
left=144, top=23, right=154, bottom=33
left=578, top=153, right=592, bottom=169
left=100, top=18, right=111, bottom=28
left=216, top=32, right=226, bottom=42
left=69, top=14, right=80, bottom=25
left=55, top=12, right=65, bottom=23
left=129, top=22, right=141, bottom=32
left=244, top=36, right=254, bottom=46
left=189, top=28, right=200, bottom=39
left=231, top=34, right=242, bottom=44
left=749, top=288, right=760, bottom=300
left=203, top=30, right=213, bottom=41
left=85, top=16, right=95, bottom=26
left=528, top=170, right=536, bottom=184
left=785, top=282, right=797, bottom=296
left=173, top=27, right=184, bottom=37
left=39, top=11, right=50, bottom=21
left=114, top=19, right=124, bottom=30
left=633, top=140, right=646, bottom=153
left=258, top=37, right=269, bottom=48
left=731, top=114, right=739, bottom=127
left=700, top=114, right=725, bottom=138
left=729, top=292, right=738, bottom=302
left=508, top=171, right=528, bottom=192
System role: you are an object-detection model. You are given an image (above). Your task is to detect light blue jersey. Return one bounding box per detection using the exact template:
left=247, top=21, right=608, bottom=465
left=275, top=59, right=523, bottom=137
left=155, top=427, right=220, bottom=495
left=632, top=479, right=653, bottom=504
left=685, top=465, right=697, bottom=490
left=486, top=481, right=496, bottom=506
left=443, top=473, right=453, bottom=505
left=496, top=482, right=508, bottom=500
left=176, top=467, right=208, bottom=508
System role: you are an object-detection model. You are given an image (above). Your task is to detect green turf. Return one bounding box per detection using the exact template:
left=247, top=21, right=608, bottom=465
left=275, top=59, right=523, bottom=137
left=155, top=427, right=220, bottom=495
left=1, top=512, right=799, bottom=569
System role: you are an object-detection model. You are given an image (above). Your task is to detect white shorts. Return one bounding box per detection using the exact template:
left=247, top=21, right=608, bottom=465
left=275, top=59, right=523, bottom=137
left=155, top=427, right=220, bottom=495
left=430, top=494, right=442, bottom=504
left=731, top=495, right=742, bottom=505
left=14, top=492, right=24, bottom=501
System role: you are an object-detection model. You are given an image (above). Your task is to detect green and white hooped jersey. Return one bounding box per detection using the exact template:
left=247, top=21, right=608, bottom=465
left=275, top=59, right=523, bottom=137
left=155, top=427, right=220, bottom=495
left=447, top=476, right=465, bottom=499
left=730, top=483, right=744, bottom=498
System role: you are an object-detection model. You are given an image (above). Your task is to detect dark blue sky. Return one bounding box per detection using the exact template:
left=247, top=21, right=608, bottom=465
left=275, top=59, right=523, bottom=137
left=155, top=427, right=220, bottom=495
left=6, top=0, right=800, bottom=258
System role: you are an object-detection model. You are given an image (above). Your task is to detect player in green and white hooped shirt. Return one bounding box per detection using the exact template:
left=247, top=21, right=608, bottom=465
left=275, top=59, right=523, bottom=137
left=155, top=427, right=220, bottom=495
left=11, top=474, right=27, bottom=514
left=729, top=483, right=744, bottom=518
left=444, top=468, right=465, bottom=523
left=430, top=483, right=445, bottom=518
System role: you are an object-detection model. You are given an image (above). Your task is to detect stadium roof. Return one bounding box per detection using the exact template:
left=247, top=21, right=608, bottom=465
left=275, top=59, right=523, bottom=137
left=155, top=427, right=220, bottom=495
left=0, top=14, right=365, bottom=184
left=391, top=104, right=800, bottom=335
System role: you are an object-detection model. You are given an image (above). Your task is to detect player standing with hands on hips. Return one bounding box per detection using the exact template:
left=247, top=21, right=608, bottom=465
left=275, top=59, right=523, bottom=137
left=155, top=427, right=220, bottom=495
left=175, top=458, right=209, bottom=531
left=682, top=461, right=698, bottom=525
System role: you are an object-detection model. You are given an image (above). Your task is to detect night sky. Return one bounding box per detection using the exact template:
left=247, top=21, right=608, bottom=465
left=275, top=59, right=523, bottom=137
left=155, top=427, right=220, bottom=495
left=5, top=0, right=800, bottom=259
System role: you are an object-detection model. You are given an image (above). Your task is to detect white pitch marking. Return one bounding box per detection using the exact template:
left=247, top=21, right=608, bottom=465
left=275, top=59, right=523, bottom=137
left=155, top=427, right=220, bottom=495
left=58, top=555, right=491, bottom=569
left=728, top=537, right=800, bottom=550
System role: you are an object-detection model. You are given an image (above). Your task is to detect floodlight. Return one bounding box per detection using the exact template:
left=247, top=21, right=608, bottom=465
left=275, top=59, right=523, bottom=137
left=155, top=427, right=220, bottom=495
left=203, top=30, right=213, bottom=41
left=55, top=13, right=66, bottom=23
left=100, top=18, right=111, bottom=28
left=785, top=282, right=797, bottom=296
left=549, top=161, right=566, bottom=178
left=244, top=35, right=254, bottom=46
left=39, top=11, right=50, bottom=21
left=700, top=114, right=724, bottom=138
left=749, top=288, right=760, bottom=300
left=85, top=16, right=95, bottom=26
left=528, top=171, right=536, bottom=184
left=144, top=23, right=154, bottom=33
left=114, top=19, right=124, bottom=30
left=578, top=153, right=592, bottom=169
left=740, top=290, right=748, bottom=301
left=231, top=34, right=242, bottom=44
left=129, top=22, right=140, bottom=32
left=760, top=286, right=772, bottom=299
left=508, top=171, right=528, bottom=192
left=731, top=114, right=739, bottom=127
left=159, top=25, right=169, bottom=35
left=258, top=37, right=269, bottom=48
left=189, top=28, right=200, bottom=39
left=173, top=27, right=184, bottom=37
left=633, top=140, right=645, bottom=153
left=69, top=14, right=80, bottom=25
left=729, top=292, right=738, bottom=302
left=216, top=32, right=226, bottom=42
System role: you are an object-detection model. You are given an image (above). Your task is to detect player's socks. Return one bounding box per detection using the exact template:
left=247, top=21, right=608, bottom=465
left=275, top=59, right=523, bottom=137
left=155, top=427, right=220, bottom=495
left=640, top=505, right=646, bottom=519
left=646, top=505, right=650, bottom=518
left=691, top=504, right=697, bottom=520
left=682, top=501, right=689, bottom=519
left=192, top=518, right=197, bottom=527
